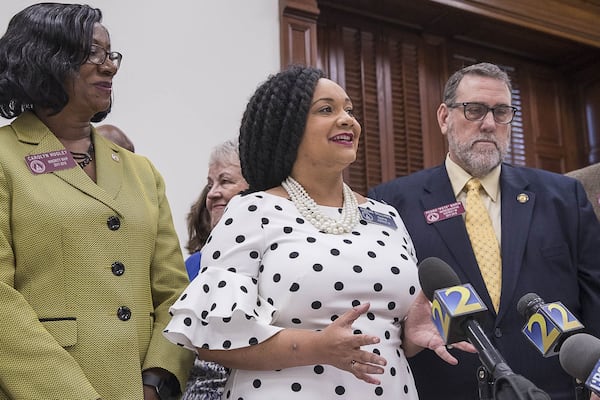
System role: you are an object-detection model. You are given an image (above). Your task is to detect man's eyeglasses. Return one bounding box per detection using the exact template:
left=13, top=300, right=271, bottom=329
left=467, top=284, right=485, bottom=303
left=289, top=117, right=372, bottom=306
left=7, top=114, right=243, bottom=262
left=447, top=102, right=517, bottom=124
left=87, top=44, right=122, bottom=69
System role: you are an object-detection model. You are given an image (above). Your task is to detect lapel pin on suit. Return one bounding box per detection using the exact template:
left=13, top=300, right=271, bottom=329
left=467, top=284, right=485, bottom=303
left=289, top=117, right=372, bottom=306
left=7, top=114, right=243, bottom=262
left=517, top=193, right=529, bottom=203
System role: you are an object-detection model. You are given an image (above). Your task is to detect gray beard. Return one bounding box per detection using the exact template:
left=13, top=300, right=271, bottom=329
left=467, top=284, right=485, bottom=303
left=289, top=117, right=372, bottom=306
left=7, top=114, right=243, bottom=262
left=449, top=139, right=506, bottom=178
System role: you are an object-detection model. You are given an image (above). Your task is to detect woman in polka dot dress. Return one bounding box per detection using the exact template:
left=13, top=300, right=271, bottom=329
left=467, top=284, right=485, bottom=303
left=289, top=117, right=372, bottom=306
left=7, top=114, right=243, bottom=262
left=164, top=65, right=472, bottom=399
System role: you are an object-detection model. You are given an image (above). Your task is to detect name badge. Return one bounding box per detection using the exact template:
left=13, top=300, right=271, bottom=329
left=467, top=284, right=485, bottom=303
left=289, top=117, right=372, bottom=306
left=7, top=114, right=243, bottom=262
left=359, top=207, right=397, bottom=229
left=25, top=150, right=78, bottom=175
left=424, top=201, right=465, bottom=224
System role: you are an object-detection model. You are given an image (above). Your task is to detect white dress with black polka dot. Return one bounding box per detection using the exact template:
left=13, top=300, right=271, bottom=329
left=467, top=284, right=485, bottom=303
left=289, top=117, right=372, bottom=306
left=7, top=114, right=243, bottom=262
left=165, top=192, right=420, bottom=399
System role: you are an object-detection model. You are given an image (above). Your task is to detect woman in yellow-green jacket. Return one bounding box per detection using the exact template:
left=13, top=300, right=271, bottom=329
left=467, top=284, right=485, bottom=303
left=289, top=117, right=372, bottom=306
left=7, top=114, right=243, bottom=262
left=0, top=4, right=193, bottom=399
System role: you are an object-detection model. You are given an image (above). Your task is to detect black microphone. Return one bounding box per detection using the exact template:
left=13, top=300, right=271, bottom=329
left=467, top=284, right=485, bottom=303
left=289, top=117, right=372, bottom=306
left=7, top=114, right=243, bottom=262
left=517, top=293, right=584, bottom=357
left=418, top=257, right=512, bottom=381
left=559, top=333, right=600, bottom=395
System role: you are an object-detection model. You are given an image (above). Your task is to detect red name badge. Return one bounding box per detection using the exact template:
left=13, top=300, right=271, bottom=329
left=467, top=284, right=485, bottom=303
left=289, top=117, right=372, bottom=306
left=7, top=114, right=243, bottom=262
left=25, top=150, right=78, bottom=174
left=424, top=201, right=465, bottom=224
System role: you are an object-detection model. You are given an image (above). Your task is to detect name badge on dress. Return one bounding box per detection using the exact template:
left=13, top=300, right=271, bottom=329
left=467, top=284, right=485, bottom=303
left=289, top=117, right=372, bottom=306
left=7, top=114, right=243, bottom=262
left=25, top=150, right=78, bottom=175
left=424, top=201, right=465, bottom=224
left=359, top=207, right=397, bottom=229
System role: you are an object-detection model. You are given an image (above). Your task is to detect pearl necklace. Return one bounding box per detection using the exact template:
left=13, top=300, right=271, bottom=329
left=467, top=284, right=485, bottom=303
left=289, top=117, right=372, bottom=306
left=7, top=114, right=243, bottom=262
left=282, top=176, right=360, bottom=234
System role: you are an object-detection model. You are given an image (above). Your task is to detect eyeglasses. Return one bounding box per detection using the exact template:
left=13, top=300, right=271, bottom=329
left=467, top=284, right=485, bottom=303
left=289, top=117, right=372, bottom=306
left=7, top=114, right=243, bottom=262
left=87, top=44, right=122, bottom=69
left=447, top=102, right=517, bottom=124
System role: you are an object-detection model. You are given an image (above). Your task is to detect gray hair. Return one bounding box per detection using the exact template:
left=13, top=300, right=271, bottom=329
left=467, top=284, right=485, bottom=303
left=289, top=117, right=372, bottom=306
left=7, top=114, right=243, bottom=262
left=442, top=62, right=512, bottom=104
left=209, top=138, right=240, bottom=167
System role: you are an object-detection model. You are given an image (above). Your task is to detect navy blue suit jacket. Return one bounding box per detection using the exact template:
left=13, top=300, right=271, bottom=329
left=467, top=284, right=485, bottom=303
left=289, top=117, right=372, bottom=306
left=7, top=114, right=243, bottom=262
left=369, top=163, right=600, bottom=400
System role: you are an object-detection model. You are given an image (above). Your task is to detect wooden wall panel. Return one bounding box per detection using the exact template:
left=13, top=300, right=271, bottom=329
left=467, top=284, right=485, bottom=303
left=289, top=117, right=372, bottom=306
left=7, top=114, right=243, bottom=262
left=523, top=68, right=578, bottom=172
left=569, top=59, right=600, bottom=166
left=280, top=0, right=319, bottom=67
left=389, top=39, right=424, bottom=179
left=340, top=27, right=381, bottom=195
left=536, top=154, right=565, bottom=173
left=418, top=36, right=448, bottom=166
left=582, top=80, right=600, bottom=163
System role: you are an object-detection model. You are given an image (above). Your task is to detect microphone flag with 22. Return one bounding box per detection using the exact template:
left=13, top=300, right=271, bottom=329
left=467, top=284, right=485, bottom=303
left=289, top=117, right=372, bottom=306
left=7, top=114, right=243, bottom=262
left=417, top=256, right=514, bottom=381
left=517, top=292, right=584, bottom=357
left=418, top=256, right=487, bottom=344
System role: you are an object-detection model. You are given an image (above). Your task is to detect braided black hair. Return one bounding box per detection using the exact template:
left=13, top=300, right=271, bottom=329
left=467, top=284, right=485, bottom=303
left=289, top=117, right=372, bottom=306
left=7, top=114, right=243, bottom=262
left=239, top=65, right=324, bottom=192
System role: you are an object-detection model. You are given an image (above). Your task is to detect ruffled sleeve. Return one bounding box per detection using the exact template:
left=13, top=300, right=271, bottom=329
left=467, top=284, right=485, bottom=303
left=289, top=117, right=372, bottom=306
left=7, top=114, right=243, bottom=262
left=164, top=193, right=283, bottom=351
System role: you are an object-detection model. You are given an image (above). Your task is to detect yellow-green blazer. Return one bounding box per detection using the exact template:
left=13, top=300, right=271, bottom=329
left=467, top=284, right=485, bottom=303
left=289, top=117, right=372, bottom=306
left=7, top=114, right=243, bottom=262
left=0, top=112, right=194, bottom=400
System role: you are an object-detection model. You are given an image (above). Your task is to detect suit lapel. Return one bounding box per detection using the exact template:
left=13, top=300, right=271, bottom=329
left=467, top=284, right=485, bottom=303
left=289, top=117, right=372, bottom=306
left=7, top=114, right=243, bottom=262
left=13, top=112, right=124, bottom=216
left=93, top=132, right=124, bottom=201
left=497, top=165, right=535, bottom=321
left=421, top=167, right=494, bottom=307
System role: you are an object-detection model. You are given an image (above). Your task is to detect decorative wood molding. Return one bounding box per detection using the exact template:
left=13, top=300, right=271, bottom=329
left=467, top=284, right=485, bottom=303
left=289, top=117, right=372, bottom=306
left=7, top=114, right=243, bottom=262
left=429, top=0, right=600, bottom=48
left=582, top=82, right=600, bottom=163
left=279, top=0, right=320, bottom=68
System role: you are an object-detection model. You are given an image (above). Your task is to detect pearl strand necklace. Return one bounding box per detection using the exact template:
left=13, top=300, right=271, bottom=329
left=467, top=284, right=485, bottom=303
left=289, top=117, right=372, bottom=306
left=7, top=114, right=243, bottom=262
left=282, top=176, right=360, bottom=234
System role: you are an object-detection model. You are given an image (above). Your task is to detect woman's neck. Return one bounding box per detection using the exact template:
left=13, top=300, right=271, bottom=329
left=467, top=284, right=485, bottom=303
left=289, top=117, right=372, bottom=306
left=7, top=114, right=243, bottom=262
left=35, top=110, right=92, bottom=151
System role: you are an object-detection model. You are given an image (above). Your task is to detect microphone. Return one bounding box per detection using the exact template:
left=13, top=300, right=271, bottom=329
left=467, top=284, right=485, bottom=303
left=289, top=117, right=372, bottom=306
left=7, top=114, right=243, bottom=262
left=517, top=293, right=584, bottom=357
left=418, top=257, right=511, bottom=380
left=559, top=333, right=600, bottom=395
left=418, top=257, right=551, bottom=400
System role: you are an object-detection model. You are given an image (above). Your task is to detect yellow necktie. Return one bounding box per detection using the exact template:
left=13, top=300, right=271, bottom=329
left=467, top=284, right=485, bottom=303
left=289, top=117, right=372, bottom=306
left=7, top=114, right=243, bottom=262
left=464, top=178, right=502, bottom=312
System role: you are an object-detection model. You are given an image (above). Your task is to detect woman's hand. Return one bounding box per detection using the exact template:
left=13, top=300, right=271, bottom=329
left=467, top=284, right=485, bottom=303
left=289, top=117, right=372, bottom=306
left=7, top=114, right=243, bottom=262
left=402, top=290, right=476, bottom=364
left=317, top=302, right=387, bottom=385
left=195, top=303, right=386, bottom=384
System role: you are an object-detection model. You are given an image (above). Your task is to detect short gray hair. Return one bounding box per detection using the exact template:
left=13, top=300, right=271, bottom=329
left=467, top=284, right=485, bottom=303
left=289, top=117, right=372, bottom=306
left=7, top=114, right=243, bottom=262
left=209, top=138, right=240, bottom=167
left=442, top=62, right=512, bottom=104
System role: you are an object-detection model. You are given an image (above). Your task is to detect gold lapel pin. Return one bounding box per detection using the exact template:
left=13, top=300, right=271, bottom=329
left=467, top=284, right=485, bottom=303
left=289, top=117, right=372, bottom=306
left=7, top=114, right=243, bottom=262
left=517, top=193, right=529, bottom=203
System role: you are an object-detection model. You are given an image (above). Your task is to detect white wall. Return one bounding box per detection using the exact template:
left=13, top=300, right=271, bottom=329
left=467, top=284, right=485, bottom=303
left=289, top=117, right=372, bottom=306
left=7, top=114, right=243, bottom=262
left=1, top=1, right=280, bottom=255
